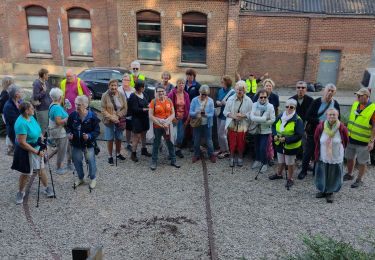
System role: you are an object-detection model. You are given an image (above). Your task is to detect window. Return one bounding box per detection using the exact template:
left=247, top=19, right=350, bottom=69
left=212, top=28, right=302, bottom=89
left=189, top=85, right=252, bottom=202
left=136, top=11, right=161, bottom=61
left=96, top=71, right=111, bottom=81
left=67, top=8, right=92, bottom=56
left=181, top=12, right=207, bottom=64
left=25, top=6, right=51, bottom=54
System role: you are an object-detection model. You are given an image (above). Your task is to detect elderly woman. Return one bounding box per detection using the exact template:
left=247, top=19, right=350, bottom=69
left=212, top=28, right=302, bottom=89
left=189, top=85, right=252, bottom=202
left=118, top=73, right=134, bottom=151
left=168, top=78, right=190, bottom=158
left=128, top=80, right=151, bottom=162
left=314, top=108, right=348, bottom=203
left=48, top=88, right=69, bottom=174
left=101, top=79, right=127, bottom=165
left=189, top=85, right=215, bottom=163
left=12, top=102, right=54, bottom=205
left=253, top=79, right=279, bottom=116
left=250, top=89, right=275, bottom=172
left=224, top=81, right=252, bottom=167
left=3, top=85, right=23, bottom=147
left=185, top=68, right=202, bottom=101
left=0, top=76, right=15, bottom=154
left=270, top=99, right=304, bottom=189
left=66, top=96, right=100, bottom=189
left=157, top=71, right=174, bottom=94
left=216, top=75, right=235, bottom=159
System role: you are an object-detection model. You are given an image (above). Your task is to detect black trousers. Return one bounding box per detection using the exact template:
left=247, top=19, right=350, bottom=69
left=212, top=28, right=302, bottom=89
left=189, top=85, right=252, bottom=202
left=301, top=134, right=315, bottom=172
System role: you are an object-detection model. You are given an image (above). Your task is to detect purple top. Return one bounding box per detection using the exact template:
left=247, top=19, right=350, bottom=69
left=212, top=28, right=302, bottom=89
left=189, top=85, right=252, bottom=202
left=32, top=79, right=52, bottom=111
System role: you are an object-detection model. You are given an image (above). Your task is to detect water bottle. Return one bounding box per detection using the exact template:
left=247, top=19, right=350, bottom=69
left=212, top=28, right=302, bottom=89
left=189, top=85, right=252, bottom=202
left=64, top=99, right=72, bottom=110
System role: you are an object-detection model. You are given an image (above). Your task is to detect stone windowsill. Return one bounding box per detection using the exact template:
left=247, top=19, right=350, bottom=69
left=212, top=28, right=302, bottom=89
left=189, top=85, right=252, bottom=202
left=178, top=62, right=207, bottom=69
left=67, top=56, right=94, bottom=62
left=138, top=60, right=162, bottom=66
left=26, top=53, right=53, bottom=59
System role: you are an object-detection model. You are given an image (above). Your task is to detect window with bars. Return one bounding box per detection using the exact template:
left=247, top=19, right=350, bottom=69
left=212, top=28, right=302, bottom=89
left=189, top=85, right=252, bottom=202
left=136, top=11, right=161, bottom=61
left=67, top=8, right=93, bottom=57
left=25, top=5, right=51, bottom=54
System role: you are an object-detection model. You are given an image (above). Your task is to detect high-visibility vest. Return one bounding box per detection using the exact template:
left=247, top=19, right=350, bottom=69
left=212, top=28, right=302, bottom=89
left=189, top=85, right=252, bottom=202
left=246, top=79, right=257, bottom=94
left=60, top=78, right=84, bottom=101
left=347, top=101, right=375, bottom=143
left=130, top=74, right=145, bottom=88
left=274, top=117, right=302, bottom=150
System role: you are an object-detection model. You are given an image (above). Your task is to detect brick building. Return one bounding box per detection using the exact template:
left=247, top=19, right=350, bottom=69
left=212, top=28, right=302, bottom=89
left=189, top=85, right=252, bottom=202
left=0, top=0, right=374, bottom=88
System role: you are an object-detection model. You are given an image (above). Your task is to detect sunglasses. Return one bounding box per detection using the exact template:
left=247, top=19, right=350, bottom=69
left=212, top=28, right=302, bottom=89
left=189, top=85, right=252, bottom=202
left=259, top=96, right=267, bottom=99
left=201, top=93, right=208, bottom=96
left=285, top=106, right=295, bottom=109
left=297, top=87, right=306, bottom=89
left=357, top=94, right=364, bottom=97
left=132, top=68, right=139, bottom=71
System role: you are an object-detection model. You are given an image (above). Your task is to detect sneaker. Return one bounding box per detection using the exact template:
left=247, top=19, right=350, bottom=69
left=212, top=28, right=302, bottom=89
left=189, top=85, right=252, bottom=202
left=285, top=179, right=294, bottom=189
left=175, top=150, right=184, bottom=158
left=351, top=179, right=363, bottom=188
left=89, top=179, right=97, bottom=189
left=170, top=161, right=181, bottom=168
left=74, top=178, right=84, bottom=187
left=326, top=193, right=334, bottom=203
left=260, top=164, right=268, bottom=173
left=150, top=161, right=157, bottom=171
left=116, top=154, right=126, bottom=161
left=16, top=191, right=25, bottom=205
left=108, top=157, right=114, bottom=165
left=141, top=148, right=152, bottom=157
left=42, top=187, right=55, bottom=198
left=229, top=158, right=235, bottom=167
left=192, top=156, right=200, bottom=163
left=297, top=171, right=307, bottom=180
left=126, top=144, right=132, bottom=152
left=316, top=192, right=326, bottom=198
left=251, top=161, right=261, bottom=169
left=218, top=152, right=230, bottom=159
left=343, top=173, right=354, bottom=181
left=269, top=173, right=283, bottom=180
left=56, top=168, right=67, bottom=175
left=67, top=163, right=75, bottom=171
left=210, top=155, right=216, bottom=163
left=237, top=158, right=243, bottom=167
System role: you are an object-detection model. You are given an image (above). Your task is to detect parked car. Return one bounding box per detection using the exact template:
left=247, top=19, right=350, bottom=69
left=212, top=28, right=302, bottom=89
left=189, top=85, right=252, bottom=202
left=77, top=67, right=158, bottom=99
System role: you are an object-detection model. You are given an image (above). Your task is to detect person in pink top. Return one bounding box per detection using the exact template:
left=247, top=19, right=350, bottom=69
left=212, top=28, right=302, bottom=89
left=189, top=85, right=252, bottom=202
left=61, top=69, right=91, bottom=114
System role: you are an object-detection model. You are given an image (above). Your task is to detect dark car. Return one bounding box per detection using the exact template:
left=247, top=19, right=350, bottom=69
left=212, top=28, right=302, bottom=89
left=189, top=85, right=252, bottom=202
left=77, top=67, right=157, bottom=100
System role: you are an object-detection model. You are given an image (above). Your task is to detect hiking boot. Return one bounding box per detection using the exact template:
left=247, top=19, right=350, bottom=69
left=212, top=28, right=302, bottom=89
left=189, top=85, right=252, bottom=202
left=285, top=179, right=294, bottom=189
left=260, top=164, right=268, bottom=173
left=316, top=192, right=326, bottom=198
left=297, top=171, right=307, bottom=180
left=126, top=144, right=132, bottom=152
left=16, top=191, right=25, bottom=205
left=192, top=156, right=200, bottom=163
left=251, top=161, right=261, bottom=169
left=175, top=150, right=184, bottom=158
left=170, top=161, right=181, bottom=168
left=326, top=193, right=334, bottom=203
left=131, top=152, right=138, bottom=162
left=141, top=148, right=151, bottom=157
left=56, top=168, right=67, bottom=175
left=108, top=157, right=114, bottom=165
left=116, top=154, right=126, bottom=161
left=74, top=178, right=84, bottom=187
left=89, top=179, right=97, bottom=189
left=351, top=179, right=363, bottom=188
left=229, top=158, right=235, bottom=167
left=269, top=173, right=283, bottom=180
left=42, top=186, right=55, bottom=198
left=150, top=161, right=157, bottom=171
left=343, top=173, right=354, bottom=181
left=237, top=158, right=243, bottom=167
left=210, top=155, right=216, bottom=163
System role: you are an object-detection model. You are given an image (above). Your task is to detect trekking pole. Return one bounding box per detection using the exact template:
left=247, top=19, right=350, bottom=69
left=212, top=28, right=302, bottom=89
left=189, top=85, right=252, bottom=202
left=44, top=139, right=56, bottom=198
left=36, top=173, right=41, bottom=207
left=254, top=162, right=264, bottom=180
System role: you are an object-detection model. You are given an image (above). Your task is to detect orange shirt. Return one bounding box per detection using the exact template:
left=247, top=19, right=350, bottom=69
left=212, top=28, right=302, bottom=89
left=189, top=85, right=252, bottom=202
left=149, top=98, right=173, bottom=128
left=359, top=104, right=375, bottom=124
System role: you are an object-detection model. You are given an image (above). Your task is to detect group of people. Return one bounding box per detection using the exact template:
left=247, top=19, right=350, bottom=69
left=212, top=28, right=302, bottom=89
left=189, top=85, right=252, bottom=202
left=1, top=61, right=373, bottom=205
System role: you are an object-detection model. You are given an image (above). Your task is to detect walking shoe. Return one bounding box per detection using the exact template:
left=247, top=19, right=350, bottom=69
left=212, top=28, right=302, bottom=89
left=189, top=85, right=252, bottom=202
left=67, top=163, right=75, bottom=171
left=131, top=152, right=138, bottom=162
left=126, top=144, right=132, bottom=152
left=116, top=154, right=126, bottom=161
left=343, top=173, right=354, bottom=181
left=210, top=155, right=217, bottom=163
left=237, top=158, right=243, bottom=167
left=269, top=173, right=283, bottom=180
left=150, top=161, right=157, bottom=171
left=229, top=158, right=235, bottom=167
left=297, top=171, right=307, bottom=180
left=260, top=164, right=268, bottom=173
left=218, top=152, right=230, bottom=159
left=16, top=191, right=25, bottom=205
left=285, top=179, right=294, bottom=189
left=42, top=186, right=55, bottom=198
left=108, top=157, right=114, bottom=165
left=89, top=179, right=97, bottom=189
left=308, top=164, right=314, bottom=172
left=175, top=150, right=184, bottom=158
left=351, top=179, right=364, bottom=188
left=56, top=168, right=67, bottom=175
left=141, top=148, right=152, bottom=157
left=170, top=161, right=181, bottom=168
left=326, top=193, right=334, bottom=203
left=315, top=192, right=326, bottom=198
left=74, top=178, right=84, bottom=187
left=251, top=161, right=261, bottom=169
left=192, top=156, right=200, bottom=163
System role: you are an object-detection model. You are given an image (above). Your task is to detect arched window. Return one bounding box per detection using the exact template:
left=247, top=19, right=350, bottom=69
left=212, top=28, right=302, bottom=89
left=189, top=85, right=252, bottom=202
left=25, top=5, right=51, bottom=54
left=136, top=11, right=161, bottom=61
left=67, top=8, right=92, bottom=56
left=182, top=12, right=207, bottom=64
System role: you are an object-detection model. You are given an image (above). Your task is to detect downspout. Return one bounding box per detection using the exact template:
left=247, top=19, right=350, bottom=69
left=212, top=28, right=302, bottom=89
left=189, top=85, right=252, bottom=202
left=303, top=17, right=312, bottom=81
left=224, top=0, right=230, bottom=75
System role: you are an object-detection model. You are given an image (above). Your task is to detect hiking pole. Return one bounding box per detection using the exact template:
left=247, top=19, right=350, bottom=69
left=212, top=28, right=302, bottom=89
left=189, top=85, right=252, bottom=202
left=44, top=139, right=56, bottom=198
left=36, top=173, right=41, bottom=207
left=254, top=162, right=264, bottom=180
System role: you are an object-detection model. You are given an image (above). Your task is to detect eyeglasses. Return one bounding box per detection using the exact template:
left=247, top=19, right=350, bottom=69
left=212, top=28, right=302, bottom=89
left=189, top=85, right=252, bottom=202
left=285, top=106, right=295, bottom=109
left=357, top=94, right=364, bottom=97
left=201, top=93, right=208, bottom=96
left=75, top=103, right=83, bottom=106
left=259, top=96, right=267, bottom=99
left=123, top=79, right=130, bottom=82
left=156, top=91, right=165, bottom=93
left=297, top=87, right=306, bottom=89
left=132, top=68, right=139, bottom=71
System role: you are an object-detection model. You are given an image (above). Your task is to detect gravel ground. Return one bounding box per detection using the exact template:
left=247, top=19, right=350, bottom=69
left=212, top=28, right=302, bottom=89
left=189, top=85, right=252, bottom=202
left=1, top=137, right=375, bottom=259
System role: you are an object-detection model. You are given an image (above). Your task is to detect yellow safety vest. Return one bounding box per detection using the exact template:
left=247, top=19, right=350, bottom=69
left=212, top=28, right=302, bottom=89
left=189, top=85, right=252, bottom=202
left=246, top=79, right=257, bottom=94
left=130, top=74, right=145, bottom=88
left=347, top=101, right=375, bottom=143
left=274, top=117, right=302, bottom=150
left=60, top=78, right=84, bottom=102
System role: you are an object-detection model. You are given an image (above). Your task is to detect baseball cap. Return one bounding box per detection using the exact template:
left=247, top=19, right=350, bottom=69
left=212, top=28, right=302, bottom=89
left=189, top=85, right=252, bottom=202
left=354, top=87, right=370, bottom=96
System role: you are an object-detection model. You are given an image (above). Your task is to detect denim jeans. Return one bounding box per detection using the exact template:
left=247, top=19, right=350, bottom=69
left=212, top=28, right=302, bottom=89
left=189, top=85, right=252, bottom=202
left=152, top=127, right=176, bottom=163
left=176, top=119, right=185, bottom=146
left=193, top=125, right=214, bottom=157
left=72, top=146, right=97, bottom=180
left=255, top=134, right=269, bottom=164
